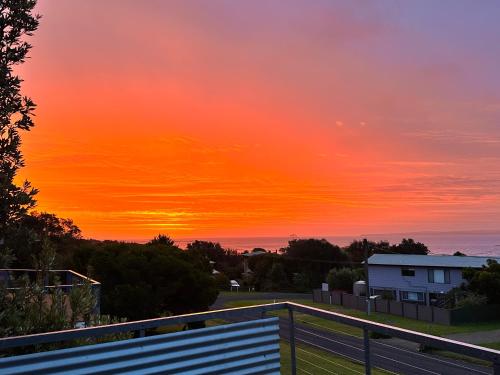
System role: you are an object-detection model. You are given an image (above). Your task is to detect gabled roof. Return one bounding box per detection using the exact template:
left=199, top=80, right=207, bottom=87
left=367, top=254, right=500, bottom=268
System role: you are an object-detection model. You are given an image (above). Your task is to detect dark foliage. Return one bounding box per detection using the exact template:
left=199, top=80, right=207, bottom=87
left=186, top=240, right=243, bottom=279
left=147, top=234, right=175, bottom=247
left=280, top=238, right=348, bottom=289
left=264, top=262, right=290, bottom=291
left=214, top=272, right=230, bottom=291
left=462, top=260, right=500, bottom=304
left=0, top=0, right=40, bottom=248
left=327, top=267, right=362, bottom=293
left=7, top=211, right=81, bottom=267
left=82, top=241, right=218, bottom=320
left=282, top=238, right=346, bottom=261
left=391, top=238, right=429, bottom=255
left=344, top=239, right=391, bottom=263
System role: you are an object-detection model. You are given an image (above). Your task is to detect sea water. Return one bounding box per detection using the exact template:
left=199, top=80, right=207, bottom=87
left=175, top=232, right=500, bottom=256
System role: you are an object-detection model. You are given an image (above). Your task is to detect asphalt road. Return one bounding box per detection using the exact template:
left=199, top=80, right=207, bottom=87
left=229, top=310, right=492, bottom=375
left=280, top=319, right=492, bottom=375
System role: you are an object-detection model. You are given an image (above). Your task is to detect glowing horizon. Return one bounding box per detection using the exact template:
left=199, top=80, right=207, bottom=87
left=17, top=1, right=500, bottom=241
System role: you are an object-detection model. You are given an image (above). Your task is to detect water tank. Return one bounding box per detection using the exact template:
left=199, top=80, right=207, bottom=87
left=353, top=280, right=366, bottom=296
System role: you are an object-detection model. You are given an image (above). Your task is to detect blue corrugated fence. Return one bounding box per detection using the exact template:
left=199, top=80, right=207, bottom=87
left=0, top=318, right=280, bottom=375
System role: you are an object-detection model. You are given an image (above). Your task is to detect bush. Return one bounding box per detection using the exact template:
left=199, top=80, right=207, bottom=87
left=0, top=239, right=97, bottom=338
left=281, top=239, right=348, bottom=288
left=214, top=273, right=230, bottom=291
left=263, top=263, right=290, bottom=291
left=463, top=260, right=500, bottom=304
left=88, top=242, right=218, bottom=320
left=327, top=268, right=360, bottom=293
left=455, top=293, right=487, bottom=308
left=445, top=287, right=488, bottom=308
left=292, top=272, right=310, bottom=293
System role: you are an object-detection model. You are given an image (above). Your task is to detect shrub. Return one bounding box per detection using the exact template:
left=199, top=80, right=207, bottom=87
left=327, top=268, right=360, bottom=293
left=214, top=273, right=230, bottom=291
left=455, top=293, right=487, bottom=308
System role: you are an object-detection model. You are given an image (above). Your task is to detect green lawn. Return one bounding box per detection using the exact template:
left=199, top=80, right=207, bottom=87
left=280, top=342, right=391, bottom=374
left=482, top=342, right=500, bottom=350
left=224, top=298, right=500, bottom=337
left=219, top=291, right=283, bottom=297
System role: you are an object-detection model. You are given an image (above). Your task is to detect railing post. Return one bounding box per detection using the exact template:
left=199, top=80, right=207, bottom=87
left=288, top=307, right=297, bottom=375
left=363, top=328, right=371, bottom=375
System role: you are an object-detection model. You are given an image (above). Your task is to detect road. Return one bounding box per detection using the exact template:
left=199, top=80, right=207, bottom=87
left=220, top=306, right=493, bottom=374
left=280, top=318, right=492, bottom=375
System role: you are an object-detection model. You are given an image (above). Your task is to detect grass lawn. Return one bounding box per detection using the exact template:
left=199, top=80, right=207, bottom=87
left=280, top=342, right=391, bottom=374
left=224, top=298, right=500, bottom=337
left=482, top=342, right=500, bottom=350
left=219, top=291, right=285, bottom=297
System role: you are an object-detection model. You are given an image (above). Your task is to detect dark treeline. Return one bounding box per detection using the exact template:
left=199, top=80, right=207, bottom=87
left=236, top=237, right=429, bottom=293
left=4, top=210, right=499, bottom=335
left=3, top=213, right=219, bottom=321
left=2, top=211, right=433, bottom=323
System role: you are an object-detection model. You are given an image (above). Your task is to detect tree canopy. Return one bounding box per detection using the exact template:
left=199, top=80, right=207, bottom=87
left=344, top=239, right=391, bottom=263
left=147, top=234, right=175, bottom=247
left=463, top=260, right=500, bottom=305
left=186, top=240, right=242, bottom=279
left=6, top=211, right=81, bottom=268
left=0, top=0, right=40, bottom=248
left=86, top=242, right=218, bottom=320
left=391, top=238, right=429, bottom=255
left=282, top=238, right=347, bottom=262
left=327, top=267, right=362, bottom=293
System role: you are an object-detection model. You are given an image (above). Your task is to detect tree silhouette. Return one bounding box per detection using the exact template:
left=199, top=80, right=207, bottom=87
left=0, top=0, right=40, bottom=249
left=147, top=234, right=175, bottom=247
left=391, top=238, right=429, bottom=255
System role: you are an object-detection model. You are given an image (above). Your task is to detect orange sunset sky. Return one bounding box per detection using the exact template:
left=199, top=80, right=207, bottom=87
left=16, top=1, right=500, bottom=241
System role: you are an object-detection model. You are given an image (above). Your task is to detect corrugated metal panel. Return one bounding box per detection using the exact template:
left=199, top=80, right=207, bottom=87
left=0, top=318, right=280, bottom=375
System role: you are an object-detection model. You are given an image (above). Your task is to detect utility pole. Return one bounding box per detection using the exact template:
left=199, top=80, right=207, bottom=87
left=363, top=239, right=371, bottom=315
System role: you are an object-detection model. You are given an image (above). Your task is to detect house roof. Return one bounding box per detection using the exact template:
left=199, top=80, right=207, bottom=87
left=242, top=250, right=266, bottom=257
left=367, top=254, right=500, bottom=268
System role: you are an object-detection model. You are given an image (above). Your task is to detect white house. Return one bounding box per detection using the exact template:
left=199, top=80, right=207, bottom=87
left=367, top=254, right=500, bottom=306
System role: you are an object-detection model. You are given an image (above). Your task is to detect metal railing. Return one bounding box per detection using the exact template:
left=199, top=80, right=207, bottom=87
left=0, top=301, right=499, bottom=374
left=1, top=268, right=102, bottom=315
left=0, top=269, right=101, bottom=289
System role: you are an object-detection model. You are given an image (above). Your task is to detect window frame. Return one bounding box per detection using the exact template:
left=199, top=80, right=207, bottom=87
left=401, top=268, right=416, bottom=277
left=428, top=268, right=450, bottom=284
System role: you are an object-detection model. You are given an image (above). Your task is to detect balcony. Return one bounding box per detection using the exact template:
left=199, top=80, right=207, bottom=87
left=0, top=268, right=101, bottom=315
left=0, top=302, right=499, bottom=374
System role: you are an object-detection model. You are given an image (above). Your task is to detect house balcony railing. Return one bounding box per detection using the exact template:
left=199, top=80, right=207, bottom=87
left=0, top=269, right=100, bottom=290
left=0, top=268, right=101, bottom=315
left=0, top=302, right=499, bottom=374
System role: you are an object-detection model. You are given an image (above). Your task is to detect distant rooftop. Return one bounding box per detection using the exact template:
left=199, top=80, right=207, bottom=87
left=367, top=254, right=500, bottom=268
left=242, top=250, right=266, bottom=257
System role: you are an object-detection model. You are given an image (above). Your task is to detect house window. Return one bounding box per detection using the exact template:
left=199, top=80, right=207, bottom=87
left=400, top=291, right=425, bottom=303
left=428, top=269, right=450, bottom=284
left=401, top=268, right=415, bottom=277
